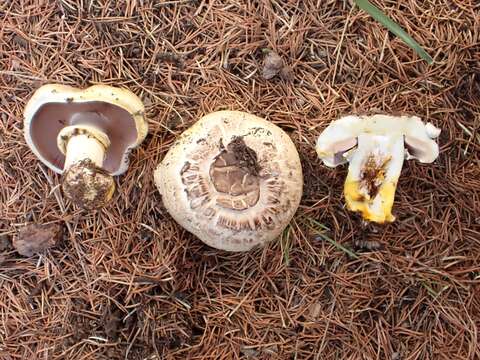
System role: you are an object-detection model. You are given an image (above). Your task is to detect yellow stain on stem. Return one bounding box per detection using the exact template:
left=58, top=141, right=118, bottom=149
left=344, top=177, right=397, bottom=223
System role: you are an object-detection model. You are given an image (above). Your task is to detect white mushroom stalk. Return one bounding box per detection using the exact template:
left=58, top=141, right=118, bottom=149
left=316, top=115, right=441, bottom=223
left=60, top=125, right=110, bottom=170
left=57, top=125, right=115, bottom=210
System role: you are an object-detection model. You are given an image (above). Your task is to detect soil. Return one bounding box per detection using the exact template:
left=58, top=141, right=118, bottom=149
left=0, top=234, right=11, bottom=252
left=103, top=308, right=123, bottom=340
left=227, top=136, right=260, bottom=176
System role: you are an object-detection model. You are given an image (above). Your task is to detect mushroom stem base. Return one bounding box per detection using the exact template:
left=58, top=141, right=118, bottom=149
left=62, top=159, right=115, bottom=210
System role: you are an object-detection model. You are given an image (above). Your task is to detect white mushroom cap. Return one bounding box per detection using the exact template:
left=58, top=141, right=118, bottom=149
left=155, top=110, right=303, bottom=252
left=24, top=84, right=148, bottom=175
left=316, top=114, right=440, bottom=223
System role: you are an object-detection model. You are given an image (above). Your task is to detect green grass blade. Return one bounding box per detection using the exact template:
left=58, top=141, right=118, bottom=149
left=316, top=232, right=359, bottom=259
left=307, top=218, right=359, bottom=259
left=281, top=226, right=291, bottom=266
left=354, top=0, right=433, bottom=64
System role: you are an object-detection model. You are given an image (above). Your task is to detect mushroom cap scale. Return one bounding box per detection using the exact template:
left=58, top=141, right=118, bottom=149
left=24, top=84, right=148, bottom=175
left=155, top=110, right=303, bottom=252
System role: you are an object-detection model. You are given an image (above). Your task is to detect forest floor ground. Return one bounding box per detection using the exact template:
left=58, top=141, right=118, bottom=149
left=0, top=1, right=479, bottom=359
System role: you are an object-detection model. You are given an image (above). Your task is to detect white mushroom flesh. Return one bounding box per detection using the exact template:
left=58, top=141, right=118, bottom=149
left=344, top=133, right=404, bottom=223
left=316, top=115, right=440, bottom=223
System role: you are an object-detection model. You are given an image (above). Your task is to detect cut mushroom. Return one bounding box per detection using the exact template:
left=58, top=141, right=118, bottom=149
left=316, top=115, right=440, bottom=223
left=24, top=84, right=148, bottom=209
left=154, top=110, right=303, bottom=251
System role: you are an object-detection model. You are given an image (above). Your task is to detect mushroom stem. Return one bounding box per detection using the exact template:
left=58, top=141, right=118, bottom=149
left=64, top=133, right=106, bottom=170
left=343, top=134, right=404, bottom=223
left=58, top=125, right=110, bottom=170
left=57, top=125, right=115, bottom=209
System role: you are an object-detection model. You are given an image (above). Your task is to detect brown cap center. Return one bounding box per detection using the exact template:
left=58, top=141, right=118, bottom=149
left=209, top=137, right=260, bottom=210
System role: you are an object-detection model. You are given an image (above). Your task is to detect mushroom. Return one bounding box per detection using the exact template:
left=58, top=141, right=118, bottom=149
left=154, top=110, right=303, bottom=251
left=316, top=114, right=440, bottom=223
left=24, top=84, right=148, bottom=209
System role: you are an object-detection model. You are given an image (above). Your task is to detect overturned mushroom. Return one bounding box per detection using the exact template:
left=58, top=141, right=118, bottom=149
left=24, top=84, right=148, bottom=209
left=316, top=115, right=440, bottom=223
left=154, top=110, right=303, bottom=251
